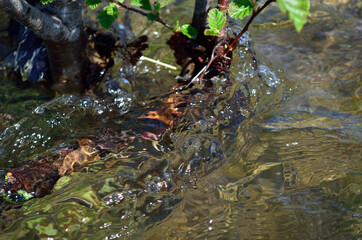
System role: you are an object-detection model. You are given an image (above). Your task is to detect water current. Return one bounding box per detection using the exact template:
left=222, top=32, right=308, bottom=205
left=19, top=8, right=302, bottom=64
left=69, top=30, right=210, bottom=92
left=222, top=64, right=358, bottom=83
left=0, top=0, right=360, bottom=239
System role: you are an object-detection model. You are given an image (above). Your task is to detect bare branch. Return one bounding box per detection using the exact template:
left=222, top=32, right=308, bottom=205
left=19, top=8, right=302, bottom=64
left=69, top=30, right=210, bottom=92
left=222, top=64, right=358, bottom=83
left=0, top=0, right=80, bottom=42
left=115, top=2, right=172, bottom=29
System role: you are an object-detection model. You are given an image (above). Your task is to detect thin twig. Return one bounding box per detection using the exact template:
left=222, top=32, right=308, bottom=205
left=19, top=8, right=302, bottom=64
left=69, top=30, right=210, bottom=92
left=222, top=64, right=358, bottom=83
left=140, top=56, right=177, bottom=70
left=229, top=0, right=275, bottom=50
left=115, top=2, right=172, bottom=28
left=185, top=39, right=226, bottom=87
left=186, top=65, right=207, bottom=88
left=198, top=40, right=226, bottom=81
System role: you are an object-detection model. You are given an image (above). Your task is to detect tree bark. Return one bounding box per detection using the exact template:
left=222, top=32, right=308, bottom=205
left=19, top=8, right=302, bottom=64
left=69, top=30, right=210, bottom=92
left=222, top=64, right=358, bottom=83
left=45, top=39, right=84, bottom=93
left=191, top=0, right=211, bottom=34
left=0, top=0, right=85, bottom=93
left=217, top=0, right=229, bottom=43
left=0, top=0, right=80, bottom=42
left=44, top=0, right=84, bottom=92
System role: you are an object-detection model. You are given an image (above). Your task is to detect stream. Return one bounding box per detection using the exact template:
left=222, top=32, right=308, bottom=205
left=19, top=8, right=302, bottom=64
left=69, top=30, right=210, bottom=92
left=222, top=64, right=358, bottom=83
left=0, top=0, right=361, bottom=239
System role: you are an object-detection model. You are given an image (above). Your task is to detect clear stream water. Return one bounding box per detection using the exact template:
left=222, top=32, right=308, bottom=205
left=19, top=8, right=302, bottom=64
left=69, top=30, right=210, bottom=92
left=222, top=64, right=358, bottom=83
left=0, top=0, right=360, bottom=239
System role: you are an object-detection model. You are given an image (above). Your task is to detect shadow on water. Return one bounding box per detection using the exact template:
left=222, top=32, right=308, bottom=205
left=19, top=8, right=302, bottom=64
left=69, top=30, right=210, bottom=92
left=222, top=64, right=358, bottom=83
left=0, top=0, right=360, bottom=239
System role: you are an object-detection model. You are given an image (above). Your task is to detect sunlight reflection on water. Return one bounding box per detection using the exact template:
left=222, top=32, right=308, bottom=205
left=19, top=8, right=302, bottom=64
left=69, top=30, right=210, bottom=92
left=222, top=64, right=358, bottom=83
left=0, top=0, right=360, bottom=239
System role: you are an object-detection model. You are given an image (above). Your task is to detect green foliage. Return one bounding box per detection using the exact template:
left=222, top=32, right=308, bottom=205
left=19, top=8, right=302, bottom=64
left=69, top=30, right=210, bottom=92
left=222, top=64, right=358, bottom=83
left=147, top=12, right=160, bottom=21
left=228, top=0, right=254, bottom=19
left=170, top=21, right=197, bottom=39
left=40, top=0, right=53, bottom=4
left=159, top=0, right=175, bottom=8
left=98, top=5, right=119, bottom=29
left=277, top=0, right=310, bottom=31
left=204, top=8, right=226, bottom=36
left=170, top=21, right=180, bottom=32
left=89, top=0, right=179, bottom=34
left=2, top=189, right=34, bottom=203
left=180, top=24, right=198, bottom=39
left=204, top=29, right=218, bottom=37
left=105, top=4, right=119, bottom=15
left=17, top=190, right=33, bottom=200
left=131, top=0, right=152, bottom=11
left=85, top=0, right=101, bottom=9
left=154, top=2, right=161, bottom=10
left=208, top=9, right=226, bottom=31
left=131, top=0, right=175, bottom=10
left=130, top=0, right=175, bottom=15
left=130, top=0, right=176, bottom=24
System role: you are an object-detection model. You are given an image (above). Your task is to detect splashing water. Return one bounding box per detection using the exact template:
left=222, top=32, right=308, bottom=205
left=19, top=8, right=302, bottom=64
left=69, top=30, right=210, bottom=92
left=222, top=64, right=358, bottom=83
left=0, top=0, right=360, bottom=239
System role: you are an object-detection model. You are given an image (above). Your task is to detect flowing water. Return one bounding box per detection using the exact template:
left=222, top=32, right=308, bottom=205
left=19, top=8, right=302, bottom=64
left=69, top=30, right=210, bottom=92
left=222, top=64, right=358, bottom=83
left=0, top=0, right=361, bottom=239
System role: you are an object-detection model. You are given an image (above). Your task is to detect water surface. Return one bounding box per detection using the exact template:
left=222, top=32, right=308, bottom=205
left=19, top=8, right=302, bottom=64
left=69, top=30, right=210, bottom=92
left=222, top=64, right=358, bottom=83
left=0, top=0, right=360, bottom=239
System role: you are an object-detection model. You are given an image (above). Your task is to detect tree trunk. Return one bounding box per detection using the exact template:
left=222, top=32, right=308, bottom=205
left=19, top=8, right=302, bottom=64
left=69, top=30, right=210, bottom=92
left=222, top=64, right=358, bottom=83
left=0, top=0, right=81, bottom=42
left=0, top=0, right=84, bottom=93
left=191, top=0, right=211, bottom=34
left=45, top=38, right=84, bottom=93
left=44, top=0, right=84, bottom=93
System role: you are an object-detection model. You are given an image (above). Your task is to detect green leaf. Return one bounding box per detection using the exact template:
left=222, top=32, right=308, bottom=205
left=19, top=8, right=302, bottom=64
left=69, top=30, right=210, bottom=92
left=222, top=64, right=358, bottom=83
left=154, top=2, right=161, bottom=10
left=147, top=12, right=160, bottom=21
left=170, top=20, right=180, bottom=32
left=204, top=29, right=219, bottom=36
left=207, top=8, right=226, bottom=32
left=131, top=0, right=152, bottom=11
left=40, top=0, right=53, bottom=3
left=159, top=0, right=175, bottom=8
left=228, top=0, right=254, bottom=19
left=85, top=0, right=101, bottom=9
left=180, top=24, right=198, bottom=39
left=17, top=190, right=33, bottom=201
left=98, top=7, right=118, bottom=29
left=105, top=5, right=119, bottom=15
left=277, top=0, right=310, bottom=31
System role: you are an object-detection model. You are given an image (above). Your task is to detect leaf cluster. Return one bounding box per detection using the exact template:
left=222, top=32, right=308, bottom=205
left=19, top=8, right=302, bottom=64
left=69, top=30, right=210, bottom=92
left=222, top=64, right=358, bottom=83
left=98, top=4, right=119, bottom=29
left=83, top=0, right=200, bottom=39
left=204, top=0, right=310, bottom=37
left=84, top=0, right=178, bottom=29
left=41, top=0, right=310, bottom=40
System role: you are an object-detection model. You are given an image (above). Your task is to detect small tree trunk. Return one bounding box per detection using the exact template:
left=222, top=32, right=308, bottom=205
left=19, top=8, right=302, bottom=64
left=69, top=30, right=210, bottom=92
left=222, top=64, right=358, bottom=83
left=44, top=0, right=84, bottom=93
left=191, top=0, right=211, bottom=34
left=217, top=0, right=229, bottom=44
left=45, top=39, right=84, bottom=93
